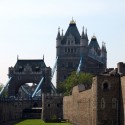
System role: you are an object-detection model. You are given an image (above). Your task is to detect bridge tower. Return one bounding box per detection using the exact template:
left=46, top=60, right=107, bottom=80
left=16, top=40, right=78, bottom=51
left=56, top=19, right=107, bottom=88
left=7, top=58, right=52, bottom=97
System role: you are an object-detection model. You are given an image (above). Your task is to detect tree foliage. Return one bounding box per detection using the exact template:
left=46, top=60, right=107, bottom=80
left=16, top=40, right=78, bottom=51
left=0, top=83, right=3, bottom=91
left=0, top=83, right=8, bottom=97
left=57, top=72, right=93, bottom=95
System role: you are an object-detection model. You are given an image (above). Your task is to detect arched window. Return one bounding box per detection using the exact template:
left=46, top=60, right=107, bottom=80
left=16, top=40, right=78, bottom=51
left=101, top=98, right=105, bottom=109
left=68, top=40, right=70, bottom=45
left=112, top=98, right=117, bottom=109
left=103, top=82, right=108, bottom=90
left=102, top=80, right=111, bottom=91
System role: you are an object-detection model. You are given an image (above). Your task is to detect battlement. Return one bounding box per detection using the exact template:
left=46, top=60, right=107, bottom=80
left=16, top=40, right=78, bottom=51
left=117, top=62, right=125, bottom=75
left=42, top=93, right=63, bottom=122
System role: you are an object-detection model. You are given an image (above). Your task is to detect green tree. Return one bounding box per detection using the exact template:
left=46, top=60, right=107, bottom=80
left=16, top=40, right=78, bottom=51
left=0, top=83, right=3, bottom=91
left=57, top=72, right=93, bottom=95
left=0, top=83, right=8, bottom=97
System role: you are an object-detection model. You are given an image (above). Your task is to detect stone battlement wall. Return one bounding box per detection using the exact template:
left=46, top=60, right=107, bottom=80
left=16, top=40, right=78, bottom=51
left=0, top=98, right=41, bottom=123
left=63, top=86, right=92, bottom=125
left=117, top=62, right=125, bottom=75
left=41, top=93, right=63, bottom=121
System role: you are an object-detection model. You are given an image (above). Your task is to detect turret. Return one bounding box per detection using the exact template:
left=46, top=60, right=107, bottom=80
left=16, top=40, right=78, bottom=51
left=80, top=27, right=88, bottom=47
left=101, top=42, right=107, bottom=66
left=56, top=27, right=61, bottom=47
left=89, top=35, right=101, bottom=56
left=101, top=42, right=107, bottom=57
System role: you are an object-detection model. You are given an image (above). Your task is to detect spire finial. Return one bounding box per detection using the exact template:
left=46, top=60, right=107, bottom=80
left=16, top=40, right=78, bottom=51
left=70, top=17, right=76, bottom=24
left=58, top=27, right=60, bottom=32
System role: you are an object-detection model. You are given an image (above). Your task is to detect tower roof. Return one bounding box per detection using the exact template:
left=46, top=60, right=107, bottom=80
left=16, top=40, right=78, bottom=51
left=89, top=35, right=101, bottom=55
left=14, top=59, right=46, bottom=72
left=61, top=20, right=80, bottom=44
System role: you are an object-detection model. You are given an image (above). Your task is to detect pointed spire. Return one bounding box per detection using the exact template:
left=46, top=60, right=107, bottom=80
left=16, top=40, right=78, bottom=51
left=43, top=54, right=44, bottom=61
left=85, top=28, right=89, bottom=41
left=56, top=27, right=61, bottom=40
left=81, top=26, right=85, bottom=38
left=102, top=41, right=107, bottom=52
left=61, top=29, right=63, bottom=37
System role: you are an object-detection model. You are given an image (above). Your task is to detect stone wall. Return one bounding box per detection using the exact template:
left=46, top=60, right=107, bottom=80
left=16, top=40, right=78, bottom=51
left=63, top=85, right=92, bottom=125
left=63, top=75, right=125, bottom=125
left=41, top=93, right=63, bottom=121
left=121, top=76, right=125, bottom=125
left=0, top=98, right=41, bottom=123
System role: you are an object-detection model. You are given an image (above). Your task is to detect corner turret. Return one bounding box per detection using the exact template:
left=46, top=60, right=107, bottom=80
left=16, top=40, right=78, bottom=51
left=56, top=27, right=61, bottom=47
left=80, top=27, right=88, bottom=47
left=101, top=42, right=107, bottom=65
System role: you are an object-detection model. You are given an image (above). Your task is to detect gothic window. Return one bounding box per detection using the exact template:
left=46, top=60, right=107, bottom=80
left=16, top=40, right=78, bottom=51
left=112, top=98, right=117, bottom=109
left=19, top=66, right=23, bottom=72
left=71, top=48, right=73, bottom=53
left=68, top=40, right=70, bottom=45
left=57, top=103, right=59, bottom=107
left=48, top=104, right=50, bottom=107
left=71, top=40, right=74, bottom=45
left=101, top=98, right=105, bottom=109
left=68, top=48, right=70, bottom=53
left=65, top=48, right=67, bottom=53
left=103, top=82, right=108, bottom=89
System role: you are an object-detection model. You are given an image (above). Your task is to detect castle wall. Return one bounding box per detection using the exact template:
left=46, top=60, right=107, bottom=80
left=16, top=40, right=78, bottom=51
left=63, top=86, right=92, bottom=125
left=121, top=76, right=125, bottom=125
left=0, top=98, right=41, bottom=123
left=63, top=75, right=123, bottom=125
left=96, top=75, right=120, bottom=125
left=117, top=62, right=125, bottom=75
left=41, top=93, right=63, bottom=121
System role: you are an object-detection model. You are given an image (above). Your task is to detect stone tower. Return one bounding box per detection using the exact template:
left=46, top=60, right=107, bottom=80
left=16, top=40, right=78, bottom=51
left=56, top=19, right=107, bottom=87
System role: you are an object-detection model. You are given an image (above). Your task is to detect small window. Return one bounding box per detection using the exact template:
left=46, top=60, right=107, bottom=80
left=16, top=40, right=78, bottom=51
left=71, top=48, right=73, bottom=53
left=68, top=40, right=70, bottom=45
left=101, top=98, right=105, bottom=109
left=103, top=82, right=108, bottom=90
left=102, top=81, right=110, bottom=90
left=65, top=48, right=67, bottom=53
left=48, top=104, right=50, bottom=107
left=112, top=98, right=117, bottom=109
left=68, top=48, right=70, bottom=53
left=57, top=104, right=59, bottom=107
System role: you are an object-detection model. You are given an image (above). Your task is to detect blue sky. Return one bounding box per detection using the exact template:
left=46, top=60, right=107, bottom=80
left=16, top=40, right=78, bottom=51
left=0, top=0, right=125, bottom=86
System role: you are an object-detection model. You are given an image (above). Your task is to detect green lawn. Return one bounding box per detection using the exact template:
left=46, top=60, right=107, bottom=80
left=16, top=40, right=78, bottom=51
left=15, top=119, right=72, bottom=125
